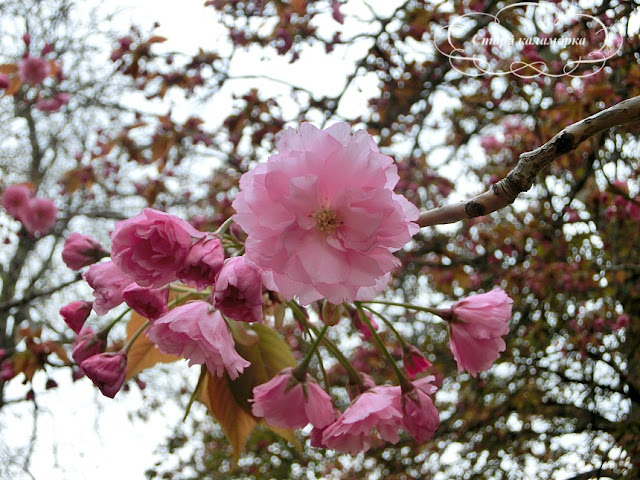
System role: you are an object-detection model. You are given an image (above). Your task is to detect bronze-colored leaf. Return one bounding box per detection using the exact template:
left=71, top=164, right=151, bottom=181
left=124, top=311, right=180, bottom=380
left=199, top=372, right=257, bottom=465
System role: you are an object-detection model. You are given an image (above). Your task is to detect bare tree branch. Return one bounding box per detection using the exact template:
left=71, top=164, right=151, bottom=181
left=0, top=275, right=82, bottom=313
left=419, top=95, right=640, bottom=227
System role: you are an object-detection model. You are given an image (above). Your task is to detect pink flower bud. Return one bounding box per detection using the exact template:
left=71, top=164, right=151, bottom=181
left=18, top=55, right=50, bottom=85
left=62, top=233, right=108, bottom=270
left=401, top=376, right=439, bottom=443
left=0, top=73, right=10, bottom=89
left=1, top=184, right=33, bottom=220
left=42, top=42, right=54, bottom=56
left=177, top=234, right=224, bottom=291
left=212, top=256, right=263, bottom=323
left=0, top=359, right=15, bottom=381
left=22, top=34, right=31, bottom=46
left=614, top=314, right=630, bottom=330
left=83, top=261, right=135, bottom=315
left=72, top=328, right=106, bottom=366
left=80, top=351, right=127, bottom=398
left=448, top=288, right=513, bottom=376
left=122, top=284, right=168, bottom=320
left=251, top=368, right=335, bottom=429
left=35, top=92, right=70, bottom=113
left=22, top=197, right=58, bottom=236
left=403, top=345, right=432, bottom=379
left=59, top=300, right=92, bottom=334
left=350, top=308, right=378, bottom=340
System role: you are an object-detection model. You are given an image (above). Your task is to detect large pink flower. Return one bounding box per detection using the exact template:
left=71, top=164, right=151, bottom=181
left=145, top=301, right=249, bottom=379
left=83, top=261, right=135, bottom=315
left=449, top=288, right=513, bottom=376
left=232, top=122, right=419, bottom=305
left=251, top=368, right=335, bottom=429
left=322, top=385, right=403, bottom=454
left=111, top=208, right=204, bottom=288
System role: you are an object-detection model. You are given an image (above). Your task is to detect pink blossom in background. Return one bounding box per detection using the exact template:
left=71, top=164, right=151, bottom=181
left=232, top=122, right=419, bottom=305
left=35, top=92, right=70, bottom=112
left=614, top=314, right=630, bottom=330
left=1, top=184, right=32, bottom=220
left=21, top=197, right=58, bottom=235
left=123, top=284, right=169, bottom=320
left=212, top=256, right=263, bottom=323
left=59, top=300, right=92, bottom=334
left=177, top=234, right=224, bottom=291
left=480, top=135, right=502, bottom=152
left=0, top=74, right=10, bottom=89
left=71, top=327, right=106, bottom=366
left=111, top=208, right=204, bottom=288
left=251, top=368, right=334, bottom=429
left=403, top=345, right=432, bottom=379
left=145, top=301, right=249, bottom=379
left=18, top=55, right=51, bottom=85
left=350, top=308, right=378, bottom=340
left=625, top=200, right=640, bottom=221
left=449, top=288, right=513, bottom=376
left=401, top=376, right=439, bottom=442
left=80, top=351, right=127, bottom=398
left=83, top=261, right=135, bottom=315
left=61, top=232, right=108, bottom=270
left=322, top=385, right=403, bottom=454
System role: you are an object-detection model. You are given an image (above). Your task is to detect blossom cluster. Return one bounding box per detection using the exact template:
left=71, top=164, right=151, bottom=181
left=1, top=184, right=58, bottom=236
left=54, top=122, right=513, bottom=455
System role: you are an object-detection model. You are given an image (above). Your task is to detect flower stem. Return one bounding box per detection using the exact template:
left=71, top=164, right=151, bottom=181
left=123, top=318, right=150, bottom=353
left=363, top=300, right=450, bottom=319
left=213, top=217, right=234, bottom=238
left=102, top=307, right=132, bottom=337
left=183, top=366, right=208, bottom=422
left=294, top=325, right=328, bottom=380
left=355, top=302, right=413, bottom=392
left=362, top=305, right=408, bottom=350
left=288, top=300, right=365, bottom=390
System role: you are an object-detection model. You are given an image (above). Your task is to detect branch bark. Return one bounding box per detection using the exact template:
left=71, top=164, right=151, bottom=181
left=418, top=95, right=640, bottom=227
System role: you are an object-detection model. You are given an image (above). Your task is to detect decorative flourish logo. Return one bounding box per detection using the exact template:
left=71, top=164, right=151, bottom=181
left=433, top=2, right=622, bottom=78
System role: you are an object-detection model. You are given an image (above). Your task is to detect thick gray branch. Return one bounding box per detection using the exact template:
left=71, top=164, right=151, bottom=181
left=418, top=95, right=640, bottom=227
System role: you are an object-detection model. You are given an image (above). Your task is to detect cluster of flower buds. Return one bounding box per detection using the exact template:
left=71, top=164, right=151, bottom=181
left=1, top=184, right=58, bottom=236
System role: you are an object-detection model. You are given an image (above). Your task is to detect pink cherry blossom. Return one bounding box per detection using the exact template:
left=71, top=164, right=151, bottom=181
left=212, top=256, right=263, bottom=323
left=177, top=234, right=225, bottom=291
left=62, top=232, right=108, bottom=270
left=72, top=327, right=106, bottom=366
left=111, top=208, right=205, bottom=288
left=625, top=199, right=640, bottom=221
left=145, top=301, right=249, bottom=379
left=251, top=368, right=335, bottom=429
left=35, top=92, right=70, bottom=112
left=0, top=73, right=9, bottom=89
left=83, top=261, right=135, bottom=315
left=18, top=56, right=51, bottom=85
left=80, top=351, right=127, bottom=398
left=403, top=345, right=432, bottom=379
left=232, top=122, right=419, bottom=305
left=401, top=376, right=439, bottom=443
left=122, top=284, right=168, bottom=320
left=59, top=300, right=92, bottom=334
left=322, top=385, right=403, bottom=454
left=21, top=197, right=58, bottom=235
left=1, top=184, right=32, bottom=220
left=449, top=288, right=513, bottom=376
